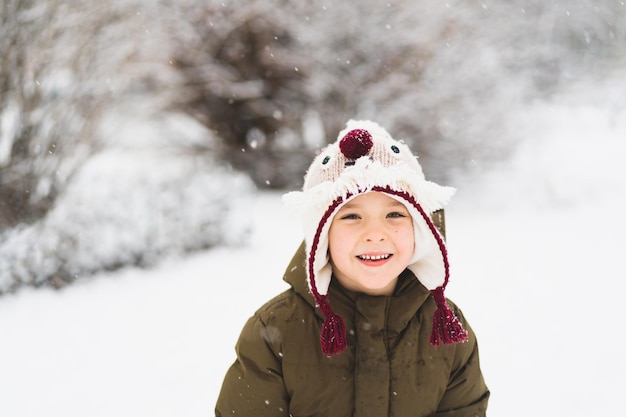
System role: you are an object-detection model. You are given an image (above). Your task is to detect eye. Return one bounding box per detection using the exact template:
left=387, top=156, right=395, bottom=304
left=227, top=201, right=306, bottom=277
left=339, top=213, right=360, bottom=220
left=389, top=143, right=404, bottom=160
left=387, top=211, right=407, bottom=218
left=322, top=155, right=331, bottom=165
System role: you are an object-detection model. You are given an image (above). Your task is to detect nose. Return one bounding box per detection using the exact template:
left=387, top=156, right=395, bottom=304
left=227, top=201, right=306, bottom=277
left=363, top=220, right=387, bottom=242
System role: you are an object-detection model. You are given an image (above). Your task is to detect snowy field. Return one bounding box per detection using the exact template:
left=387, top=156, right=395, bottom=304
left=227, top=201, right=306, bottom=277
left=1, top=78, right=625, bottom=416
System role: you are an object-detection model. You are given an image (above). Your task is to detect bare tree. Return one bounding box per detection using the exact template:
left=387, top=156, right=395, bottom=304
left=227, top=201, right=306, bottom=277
left=164, top=0, right=313, bottom=188
left=0, top=0, right=176, bottom=229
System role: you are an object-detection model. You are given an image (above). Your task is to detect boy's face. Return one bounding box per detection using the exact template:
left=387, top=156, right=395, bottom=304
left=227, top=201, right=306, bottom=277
left=328, top=192, right=415, bottom=296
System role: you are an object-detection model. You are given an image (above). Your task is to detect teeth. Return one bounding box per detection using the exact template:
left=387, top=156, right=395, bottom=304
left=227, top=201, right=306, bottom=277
left=358, top=254, right=390, bottom=260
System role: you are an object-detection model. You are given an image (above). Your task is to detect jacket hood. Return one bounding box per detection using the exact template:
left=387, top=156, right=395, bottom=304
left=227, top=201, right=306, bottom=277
left=282, top=241, right=318, bottom=312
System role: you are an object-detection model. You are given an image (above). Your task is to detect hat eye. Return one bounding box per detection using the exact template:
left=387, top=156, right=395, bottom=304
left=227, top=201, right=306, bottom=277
left=320, top=155, right=335, bottom=171
left=389, top=144, right=404, bottom=160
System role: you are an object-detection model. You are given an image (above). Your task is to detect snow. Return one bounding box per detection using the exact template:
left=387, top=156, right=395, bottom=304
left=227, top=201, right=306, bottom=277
left=1, top=78, right=626, bottom=416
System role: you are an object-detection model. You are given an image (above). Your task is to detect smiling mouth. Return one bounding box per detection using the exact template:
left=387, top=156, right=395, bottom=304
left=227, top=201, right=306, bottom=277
left=357, top=254, right=391, bottom=261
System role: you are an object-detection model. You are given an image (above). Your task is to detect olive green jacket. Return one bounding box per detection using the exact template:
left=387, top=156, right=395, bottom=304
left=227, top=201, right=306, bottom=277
left=215, top=245, right=489, bottom=417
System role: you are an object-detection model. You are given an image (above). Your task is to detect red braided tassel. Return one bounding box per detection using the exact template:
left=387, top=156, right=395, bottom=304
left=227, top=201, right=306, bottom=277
left=317, top=296, right=347, bottom=355
left=320, top=311, right=347, bottom=355
left=430, top=288, right=468, bottom=346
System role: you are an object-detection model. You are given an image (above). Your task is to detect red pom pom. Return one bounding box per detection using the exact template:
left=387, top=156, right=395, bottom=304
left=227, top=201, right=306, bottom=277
left=339, top=129, right=373, bottom=160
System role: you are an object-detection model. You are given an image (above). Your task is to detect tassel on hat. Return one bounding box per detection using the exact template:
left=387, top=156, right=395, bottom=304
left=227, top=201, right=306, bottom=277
left=431, top=288, right=468, bottom=346
left=283, top=120, right=468, bottom=355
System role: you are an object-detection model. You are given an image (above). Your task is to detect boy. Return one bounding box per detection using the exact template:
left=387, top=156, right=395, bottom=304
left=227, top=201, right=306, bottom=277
left=215, top=120, right=489, bottom=416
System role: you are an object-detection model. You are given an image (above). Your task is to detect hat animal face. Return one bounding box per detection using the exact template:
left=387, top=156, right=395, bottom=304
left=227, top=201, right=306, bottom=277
left=303, top=121, right=425, bottom=190
left=283, top=119, right=467, bottom=355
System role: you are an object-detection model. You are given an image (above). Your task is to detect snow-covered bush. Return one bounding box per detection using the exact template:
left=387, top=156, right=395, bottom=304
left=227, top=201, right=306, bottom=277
left=0, top=113, right=255, bottom=293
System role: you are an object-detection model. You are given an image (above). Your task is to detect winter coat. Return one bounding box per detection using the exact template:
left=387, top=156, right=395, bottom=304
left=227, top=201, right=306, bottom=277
left=215, top=243, right=489, bottom=417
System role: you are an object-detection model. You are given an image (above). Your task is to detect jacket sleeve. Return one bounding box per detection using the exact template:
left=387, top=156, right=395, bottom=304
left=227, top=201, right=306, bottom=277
left=215, top=314, right=289, bottom=417
left=431, top=306, right=490, bottom=417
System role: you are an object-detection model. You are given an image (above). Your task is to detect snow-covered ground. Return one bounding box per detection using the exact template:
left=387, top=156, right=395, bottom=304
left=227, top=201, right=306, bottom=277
left=1, top=78, right=625, bottom=416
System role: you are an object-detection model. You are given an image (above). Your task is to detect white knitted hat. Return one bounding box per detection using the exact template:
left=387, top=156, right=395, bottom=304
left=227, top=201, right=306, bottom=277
left=283, top=119, right=467, bottom=355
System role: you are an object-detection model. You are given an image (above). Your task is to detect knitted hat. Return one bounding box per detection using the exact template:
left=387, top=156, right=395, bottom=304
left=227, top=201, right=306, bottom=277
left=283, top=120, right=467, bottom=355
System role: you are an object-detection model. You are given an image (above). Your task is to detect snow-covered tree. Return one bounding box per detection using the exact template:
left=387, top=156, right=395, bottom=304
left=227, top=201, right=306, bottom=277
left=0, top=0, right=257, bottom=292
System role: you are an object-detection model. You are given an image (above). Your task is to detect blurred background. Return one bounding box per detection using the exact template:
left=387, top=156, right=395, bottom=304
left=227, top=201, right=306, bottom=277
left=1, top=1, right=625, bottom=295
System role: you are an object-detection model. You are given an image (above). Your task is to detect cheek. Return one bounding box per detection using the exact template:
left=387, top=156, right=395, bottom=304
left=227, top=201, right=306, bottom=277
left=327, top=225, right=345, bottom=257
left=395, top=226, right=415, bottom=248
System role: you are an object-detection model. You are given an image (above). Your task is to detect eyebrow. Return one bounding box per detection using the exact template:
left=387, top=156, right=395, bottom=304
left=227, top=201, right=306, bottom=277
left=341, top=200, right=405, bottom=209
